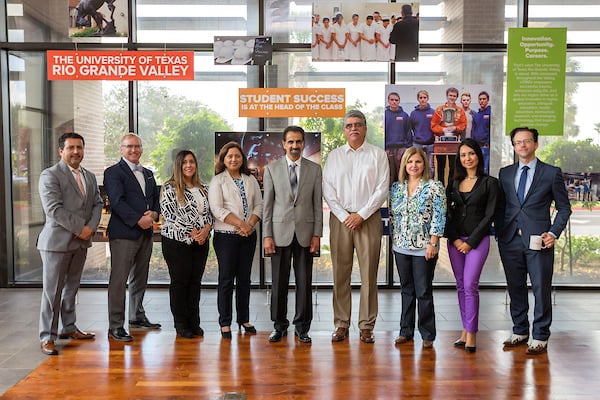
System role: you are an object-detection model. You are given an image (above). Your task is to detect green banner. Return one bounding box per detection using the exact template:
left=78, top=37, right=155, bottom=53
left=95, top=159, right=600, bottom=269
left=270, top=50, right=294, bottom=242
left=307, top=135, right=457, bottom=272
left=506, top=27, right=567, bottom=136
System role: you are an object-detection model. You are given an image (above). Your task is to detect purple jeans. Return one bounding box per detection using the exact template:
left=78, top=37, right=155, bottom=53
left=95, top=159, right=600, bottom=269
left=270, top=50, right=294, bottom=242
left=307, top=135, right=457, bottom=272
left=447, top=236, right=490, bottom=333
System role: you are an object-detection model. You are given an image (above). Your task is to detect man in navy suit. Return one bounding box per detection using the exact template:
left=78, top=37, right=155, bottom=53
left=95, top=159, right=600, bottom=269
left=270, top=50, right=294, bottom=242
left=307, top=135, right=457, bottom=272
left=104, top=133, right=161, bottom=342
left=496, top=127, right=571, bottom=355
left=37, top=132, right=103, bottom=355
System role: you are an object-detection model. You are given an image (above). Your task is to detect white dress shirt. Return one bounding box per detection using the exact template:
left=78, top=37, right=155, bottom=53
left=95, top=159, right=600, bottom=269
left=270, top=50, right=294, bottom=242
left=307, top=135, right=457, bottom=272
left=123, top=158, right=146, bottom=195
left=323, top=141, right=389, bottom=222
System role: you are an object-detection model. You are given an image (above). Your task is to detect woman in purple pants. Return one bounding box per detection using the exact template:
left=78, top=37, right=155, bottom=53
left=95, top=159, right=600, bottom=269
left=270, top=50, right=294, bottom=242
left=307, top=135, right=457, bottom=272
left=445, top=139, right=498, bottom=353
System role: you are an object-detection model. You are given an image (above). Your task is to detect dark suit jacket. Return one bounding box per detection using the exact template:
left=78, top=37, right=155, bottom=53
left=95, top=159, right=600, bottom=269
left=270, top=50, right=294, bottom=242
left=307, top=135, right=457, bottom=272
left=104, top=158, right=160, bottom=240
left=389, top=16, right=419, bottom=61
left=37, top=160, right=103, bottom=252
left=262, top=157, right=323, bottom=248
left=445, top=175, right=498, bottom=248
left=495, top=158, right=571, bottom=246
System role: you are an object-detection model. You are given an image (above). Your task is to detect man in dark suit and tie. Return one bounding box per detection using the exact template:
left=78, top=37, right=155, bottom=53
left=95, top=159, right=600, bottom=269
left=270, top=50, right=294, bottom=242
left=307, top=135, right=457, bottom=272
left=38, top=132, right=103, bottom=355
left=104, top=133, right=161, bottom=342
left=263, top=126, right=323, bottom=343
left=496, top=127, right=571, bottom=355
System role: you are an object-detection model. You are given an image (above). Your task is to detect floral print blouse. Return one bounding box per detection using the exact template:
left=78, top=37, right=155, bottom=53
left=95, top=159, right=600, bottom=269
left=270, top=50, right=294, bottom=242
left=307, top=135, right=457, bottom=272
left=389, top=179, right=447, bottom=251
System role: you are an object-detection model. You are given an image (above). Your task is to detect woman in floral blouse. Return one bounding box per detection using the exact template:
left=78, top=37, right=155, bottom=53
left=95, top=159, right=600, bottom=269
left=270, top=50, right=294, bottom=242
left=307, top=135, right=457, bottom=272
left=389, top=146, right=446, bottom=349
left=160, top=150, right=213, bottom=339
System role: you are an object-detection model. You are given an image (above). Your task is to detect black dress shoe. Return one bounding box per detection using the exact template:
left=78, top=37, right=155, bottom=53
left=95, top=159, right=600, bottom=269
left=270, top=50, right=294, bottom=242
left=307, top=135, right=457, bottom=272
left=269, top=330, right=287, bottom=342
left=192, top=327, right=204, bottom=337
left=129, top=317, right=161, bottom=330
left=295, top=330, right=312, bottom=343
left=108, top=327, right=133, bottom=342
left=177, top=329, right=195, bottom=339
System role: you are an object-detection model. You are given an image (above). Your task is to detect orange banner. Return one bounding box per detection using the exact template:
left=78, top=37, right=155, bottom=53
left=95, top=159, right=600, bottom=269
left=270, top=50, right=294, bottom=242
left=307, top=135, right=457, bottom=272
left=47, top=50, right=194, bottom=81
left=239, top=88, right=346, bottom=117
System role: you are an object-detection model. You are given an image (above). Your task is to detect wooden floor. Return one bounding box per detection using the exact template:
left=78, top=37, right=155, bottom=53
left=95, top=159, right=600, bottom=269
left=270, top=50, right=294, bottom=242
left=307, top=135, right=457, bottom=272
left=3, top=329, right=600, bottom=399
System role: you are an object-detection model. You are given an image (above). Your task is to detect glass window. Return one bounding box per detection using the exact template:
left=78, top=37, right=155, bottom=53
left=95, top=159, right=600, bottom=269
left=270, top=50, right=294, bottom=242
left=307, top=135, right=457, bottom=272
left=528, top=1, right=600, bottom=44
left=136, top=0, right=259, bottom=43
left=9, top=51, right=128, bottom=282
left=4, top=1, right=600, bottom=287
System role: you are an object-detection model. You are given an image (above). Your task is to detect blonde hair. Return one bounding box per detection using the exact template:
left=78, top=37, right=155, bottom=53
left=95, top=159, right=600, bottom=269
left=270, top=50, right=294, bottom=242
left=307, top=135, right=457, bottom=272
left=398, top=146, right=431, bottom=182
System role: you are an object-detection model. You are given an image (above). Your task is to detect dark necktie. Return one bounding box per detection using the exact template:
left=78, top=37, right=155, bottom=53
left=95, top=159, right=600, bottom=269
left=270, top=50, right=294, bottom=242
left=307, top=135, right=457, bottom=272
left=290, top=163, right=298, bottom=196
left=517, top=165, right=529, bottom=204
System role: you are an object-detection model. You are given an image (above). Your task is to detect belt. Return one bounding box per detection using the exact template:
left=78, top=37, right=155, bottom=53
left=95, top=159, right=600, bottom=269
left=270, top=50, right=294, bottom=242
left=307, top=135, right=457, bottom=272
left=215, top=229, right=238, bottom=235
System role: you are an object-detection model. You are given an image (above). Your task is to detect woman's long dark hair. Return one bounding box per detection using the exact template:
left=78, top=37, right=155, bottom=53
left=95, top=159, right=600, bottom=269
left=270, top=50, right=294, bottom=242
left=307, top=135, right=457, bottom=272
left=453, top=138, right=485, bottom=181
left=163, top=150, right=204, bottom=205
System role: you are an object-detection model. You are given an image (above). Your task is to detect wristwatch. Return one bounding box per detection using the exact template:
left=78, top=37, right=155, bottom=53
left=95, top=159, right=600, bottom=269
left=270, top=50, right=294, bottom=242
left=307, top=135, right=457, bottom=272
left=428, top=241, right=438, bottom=248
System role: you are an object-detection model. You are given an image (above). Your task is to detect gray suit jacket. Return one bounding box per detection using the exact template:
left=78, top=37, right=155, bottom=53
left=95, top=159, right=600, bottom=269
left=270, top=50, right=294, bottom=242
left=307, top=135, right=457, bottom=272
left=262, top=156, right=323, bottom=248
left=37, top=160, right=103, bottom=252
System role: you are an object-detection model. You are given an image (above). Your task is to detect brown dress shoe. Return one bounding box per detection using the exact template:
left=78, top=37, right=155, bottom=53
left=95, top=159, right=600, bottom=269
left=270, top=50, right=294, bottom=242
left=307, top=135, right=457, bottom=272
left=394, top=335, right=413, bottom=345
left=331, top=327, right=349, bottom=342
left=359, top=329, right=375, bottom=343
left=59, top=328, right=96, bottom=340
left=422, top=340, right=434, bottom=348
left=41, top=340, right=58, bottom=355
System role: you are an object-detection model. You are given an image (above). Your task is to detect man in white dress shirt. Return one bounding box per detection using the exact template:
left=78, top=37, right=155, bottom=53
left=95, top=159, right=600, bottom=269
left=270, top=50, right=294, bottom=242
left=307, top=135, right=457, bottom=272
left=323, top=110, right=389, bottom=344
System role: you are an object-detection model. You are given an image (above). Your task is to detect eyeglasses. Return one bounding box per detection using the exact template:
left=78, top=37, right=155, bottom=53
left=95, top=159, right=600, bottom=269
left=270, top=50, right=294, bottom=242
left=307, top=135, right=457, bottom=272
left=513, top=139, right=534, bottom=146
left=122, top=144, right=142, bottom=150
left=344, top=122, right=365, bottom=129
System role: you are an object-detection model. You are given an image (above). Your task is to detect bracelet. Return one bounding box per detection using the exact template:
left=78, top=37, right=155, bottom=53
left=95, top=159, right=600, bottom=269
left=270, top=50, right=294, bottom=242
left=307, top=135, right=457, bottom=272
left=427, top=241, right=438, bottom=248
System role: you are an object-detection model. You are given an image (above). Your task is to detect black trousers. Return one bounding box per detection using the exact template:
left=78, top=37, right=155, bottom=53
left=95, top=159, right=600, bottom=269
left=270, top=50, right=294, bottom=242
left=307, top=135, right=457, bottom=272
left=394, top=252, right=437, bottom=341
left=161, top=236, right=209, bottom=331
left=270, top=235, right=313, bottom=333
left=213, top=231, right=257, bottom=327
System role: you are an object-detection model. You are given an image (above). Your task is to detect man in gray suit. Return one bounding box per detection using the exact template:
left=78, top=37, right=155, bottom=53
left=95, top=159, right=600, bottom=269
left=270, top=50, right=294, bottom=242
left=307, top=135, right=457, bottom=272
left=37, top=132, right=103, bottom=355
left=263, top=126, right=323, bottom=343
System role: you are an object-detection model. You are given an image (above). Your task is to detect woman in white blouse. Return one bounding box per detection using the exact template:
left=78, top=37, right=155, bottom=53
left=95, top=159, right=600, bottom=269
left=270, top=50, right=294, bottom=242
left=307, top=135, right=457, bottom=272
left=160, top=150, right=212, bottom=339
left=208, top=142, right=262, bottom=339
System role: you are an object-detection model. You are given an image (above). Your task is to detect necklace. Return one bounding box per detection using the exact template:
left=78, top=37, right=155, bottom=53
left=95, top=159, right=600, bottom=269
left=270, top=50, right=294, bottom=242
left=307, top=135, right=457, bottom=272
left=466, top=176, right=478, bottom=180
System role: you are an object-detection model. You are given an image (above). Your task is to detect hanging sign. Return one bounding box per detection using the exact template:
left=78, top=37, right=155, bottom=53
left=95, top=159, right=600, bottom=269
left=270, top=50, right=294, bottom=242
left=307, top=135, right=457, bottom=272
left=47, top=50, right=195, bottom=80
left=239, top=88, right=346, bottom=117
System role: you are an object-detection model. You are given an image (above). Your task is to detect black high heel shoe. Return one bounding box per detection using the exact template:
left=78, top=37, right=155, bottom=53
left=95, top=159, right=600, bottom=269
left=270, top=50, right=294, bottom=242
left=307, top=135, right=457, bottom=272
left=465, top=346, right=477, bottom=353
left=221, top=327, right=232, bottom=339
left=239, top=323, right=257, bottom=334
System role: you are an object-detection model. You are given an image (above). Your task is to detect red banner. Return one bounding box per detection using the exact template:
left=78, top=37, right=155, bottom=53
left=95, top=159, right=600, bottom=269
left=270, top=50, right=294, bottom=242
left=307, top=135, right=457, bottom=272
left=47, top=50, right=195, bottom=81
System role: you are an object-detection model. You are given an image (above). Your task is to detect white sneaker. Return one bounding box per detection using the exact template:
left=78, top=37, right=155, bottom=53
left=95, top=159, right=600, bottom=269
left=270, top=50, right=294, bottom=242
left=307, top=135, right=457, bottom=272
left=526, top=339, right=548, bottom=355
left=503, top=333, right=529, bottom=347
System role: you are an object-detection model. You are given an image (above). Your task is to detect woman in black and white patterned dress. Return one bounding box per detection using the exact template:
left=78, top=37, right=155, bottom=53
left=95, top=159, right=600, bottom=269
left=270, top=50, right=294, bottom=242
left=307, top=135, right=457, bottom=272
left=160, top=150, right=213, bottom=339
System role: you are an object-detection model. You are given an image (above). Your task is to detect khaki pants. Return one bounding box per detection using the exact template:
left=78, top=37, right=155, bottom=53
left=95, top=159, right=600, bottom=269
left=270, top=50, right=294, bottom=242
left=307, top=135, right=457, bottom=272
left=330, top=212, right=382, bottom=330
